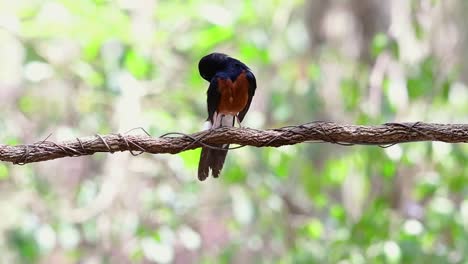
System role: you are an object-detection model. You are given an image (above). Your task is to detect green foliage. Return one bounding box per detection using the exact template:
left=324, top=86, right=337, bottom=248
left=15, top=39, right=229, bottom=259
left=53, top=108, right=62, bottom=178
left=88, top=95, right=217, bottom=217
left=0, top=164, right=9, bottom=180
left=0, top=0, right=466, bottom=263
left=407, top=57, right=436, bottom=99
left=179, top=148, right=202, bottom=170
left=123, top=49, right=153, bottom=79
left=371, top=33, right=389, bottom=58
left=7, top=228, right=40, bottom=264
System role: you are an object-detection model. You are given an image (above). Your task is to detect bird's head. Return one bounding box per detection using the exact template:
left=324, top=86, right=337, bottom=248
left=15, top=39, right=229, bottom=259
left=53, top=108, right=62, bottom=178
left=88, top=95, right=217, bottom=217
left=198, top=52, right=229, bottom=81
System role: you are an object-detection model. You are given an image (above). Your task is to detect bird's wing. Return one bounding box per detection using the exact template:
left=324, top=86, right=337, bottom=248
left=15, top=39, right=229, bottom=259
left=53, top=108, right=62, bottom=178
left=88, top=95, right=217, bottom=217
left=206, top=77, right=221, bottom=123
left=238, top=70, right=257, bottom=122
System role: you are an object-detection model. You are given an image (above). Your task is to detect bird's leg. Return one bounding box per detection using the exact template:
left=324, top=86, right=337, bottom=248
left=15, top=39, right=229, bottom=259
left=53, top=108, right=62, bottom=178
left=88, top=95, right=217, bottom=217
left=212, top=112, right=219, bottom=128
left=220, top=114, right=225, bottom=127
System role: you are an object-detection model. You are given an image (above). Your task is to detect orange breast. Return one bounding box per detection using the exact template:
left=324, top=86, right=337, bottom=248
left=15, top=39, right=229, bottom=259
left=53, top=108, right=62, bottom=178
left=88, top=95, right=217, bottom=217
left=217, top=71, right=249, bottom=115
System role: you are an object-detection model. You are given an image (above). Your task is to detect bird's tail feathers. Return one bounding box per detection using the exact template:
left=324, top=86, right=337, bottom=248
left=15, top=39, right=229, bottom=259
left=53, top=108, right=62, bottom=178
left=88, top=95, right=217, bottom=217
left=197, top=113, right=233, bottom=180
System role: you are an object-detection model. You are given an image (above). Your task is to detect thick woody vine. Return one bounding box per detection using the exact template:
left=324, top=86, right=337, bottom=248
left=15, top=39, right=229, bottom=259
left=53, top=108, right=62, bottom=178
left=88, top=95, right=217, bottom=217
left=0, top=121, right=467, bottom=165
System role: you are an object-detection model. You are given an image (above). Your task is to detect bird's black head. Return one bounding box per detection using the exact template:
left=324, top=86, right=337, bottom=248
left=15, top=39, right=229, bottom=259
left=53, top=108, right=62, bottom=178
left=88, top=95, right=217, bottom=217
left=198, top=52, right=229, bottom=81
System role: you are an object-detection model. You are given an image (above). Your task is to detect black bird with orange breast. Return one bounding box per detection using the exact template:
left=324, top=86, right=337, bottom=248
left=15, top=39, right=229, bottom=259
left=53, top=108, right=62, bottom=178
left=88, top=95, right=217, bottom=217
left=198, top=53, right=257, bottom=181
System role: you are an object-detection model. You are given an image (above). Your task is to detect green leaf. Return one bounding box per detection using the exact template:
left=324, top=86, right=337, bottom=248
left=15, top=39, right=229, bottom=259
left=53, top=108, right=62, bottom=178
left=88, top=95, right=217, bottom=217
left=330, top=205, right=346, bottom=223
left=124, top=50, right=152, bottom=79
left=300, top=163, right=319, bottom=199
left=179, top=148, right=201, bottom=170
left=382, top=160, right=396, bottom=179
left=82, top=37, right=102, bottom=61
left=19, top=96, right=37, bottom=114
left=371, top=33, right=389, bottom=57
left=7, top=228, right=40, bottom=263
left=324, top=158, right=348, bottom=185
left=308, top=63, right=321, bottom=81
left=275, top=152, right=292, bottom=179
left=313, top=194, right=328, bottom=209
left=0, top=164, right=9, bottom=180
left=224, top=163, right=247, bottom=183
left=407, top=57, right=435, bottom=99
left=305, top=219, right=324, bottom=239
left=340, top=78, right=361, bottom=110
left=239, top=43, right=269, bottom=63
left=195, top=26, right=233, bottom=51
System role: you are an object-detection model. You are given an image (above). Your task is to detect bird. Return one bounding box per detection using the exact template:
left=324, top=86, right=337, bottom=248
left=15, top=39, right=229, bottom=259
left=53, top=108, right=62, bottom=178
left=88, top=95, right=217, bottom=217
left=197, top=53, right=257, bottom=181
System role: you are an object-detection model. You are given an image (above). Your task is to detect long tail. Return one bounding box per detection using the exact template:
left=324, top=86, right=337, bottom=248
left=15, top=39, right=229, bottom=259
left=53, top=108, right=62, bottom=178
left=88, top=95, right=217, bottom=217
left=197, top=114, right=233, bottom=181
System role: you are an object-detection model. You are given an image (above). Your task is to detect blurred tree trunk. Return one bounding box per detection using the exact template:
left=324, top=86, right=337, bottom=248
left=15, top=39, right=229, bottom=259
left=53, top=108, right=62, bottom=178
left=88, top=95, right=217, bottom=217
left=349, top=0, right=390, bottom=62
left=455, top=1, right=468, bottom=84
left=306, top=0, right=389, bottom=61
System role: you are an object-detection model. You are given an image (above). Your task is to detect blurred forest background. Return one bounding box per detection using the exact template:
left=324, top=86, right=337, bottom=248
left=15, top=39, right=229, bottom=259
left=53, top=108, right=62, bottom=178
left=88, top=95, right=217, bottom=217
left=0, top=0, right=467, bottom=263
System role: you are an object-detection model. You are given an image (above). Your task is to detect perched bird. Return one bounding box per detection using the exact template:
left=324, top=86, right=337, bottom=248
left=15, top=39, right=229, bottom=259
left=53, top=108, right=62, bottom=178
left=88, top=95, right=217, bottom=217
left=197, top=53, right=257, bottom=181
